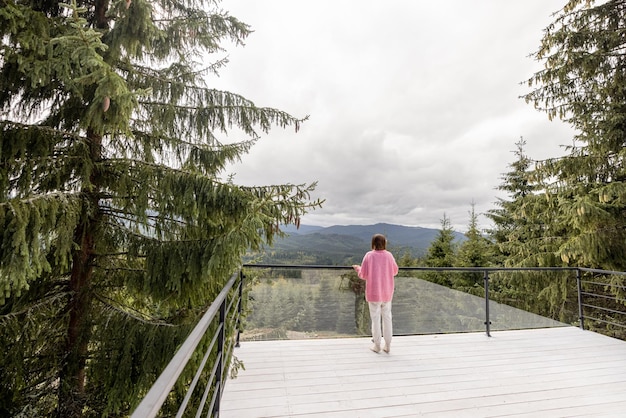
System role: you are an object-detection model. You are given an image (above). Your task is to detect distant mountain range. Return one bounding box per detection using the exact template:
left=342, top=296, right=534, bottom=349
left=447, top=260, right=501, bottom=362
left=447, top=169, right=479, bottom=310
left=248, top=223, right=466, bottom=265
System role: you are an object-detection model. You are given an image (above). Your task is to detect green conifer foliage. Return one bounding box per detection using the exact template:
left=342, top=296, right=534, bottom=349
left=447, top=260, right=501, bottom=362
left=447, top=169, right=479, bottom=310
left=0, top=0, right=321, bottom=416
left=423, top=214, right=457, bottom=286
left=524, top=0, right=626, bottom=270
left=487, top=138, right=566, bottom=268
left=454, top=203, right=495, bottom=295
left=520, top=0, right=626, bottom=326
left=489, top=0, right=626, bottom=325
left=487, top=139, right=576, bottom=322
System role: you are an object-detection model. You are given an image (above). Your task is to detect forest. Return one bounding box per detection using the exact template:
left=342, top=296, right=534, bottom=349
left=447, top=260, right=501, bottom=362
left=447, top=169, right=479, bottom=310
left=1, top=0, right=626, bottom=417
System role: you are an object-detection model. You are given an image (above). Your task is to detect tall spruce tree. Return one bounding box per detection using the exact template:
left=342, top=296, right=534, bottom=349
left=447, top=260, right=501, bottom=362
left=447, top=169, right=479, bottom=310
left=454, top=203, right=494, bottom=294
left=0, top=0, right=321, bottom=416
left=487, top=137, right=565, bottom=267
left=487, top=137, right=536, bottom=262
left=486, top=139, right=575, bottom=321
left=423, top=214, right=457, bottom=287
left=524, top=0, right=626, bottom=270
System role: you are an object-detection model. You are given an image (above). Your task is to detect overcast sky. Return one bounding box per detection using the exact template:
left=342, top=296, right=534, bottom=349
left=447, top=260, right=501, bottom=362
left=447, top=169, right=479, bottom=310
left=212, top=0, right=575, bottom=232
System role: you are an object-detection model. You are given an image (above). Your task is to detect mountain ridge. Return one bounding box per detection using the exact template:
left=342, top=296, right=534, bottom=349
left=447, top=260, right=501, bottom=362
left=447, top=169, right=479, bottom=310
left=249, top=223, right=466, bottom=265
left=281, top=222, right=465, bottom=247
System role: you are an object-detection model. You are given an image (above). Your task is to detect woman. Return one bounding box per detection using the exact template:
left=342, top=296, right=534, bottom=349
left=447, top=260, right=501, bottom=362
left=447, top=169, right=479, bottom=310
left=352, top=234, right=398, bottom=353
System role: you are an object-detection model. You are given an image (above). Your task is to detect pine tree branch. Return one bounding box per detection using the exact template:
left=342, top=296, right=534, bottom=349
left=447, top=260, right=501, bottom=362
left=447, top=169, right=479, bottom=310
left=94, top=293, right=175, bottom=327
left=101, top=207, right=187, bottom=229
left=0, top=190, right=81, bottom=207
left=0, top=290, right=70, bottom=322
left=131, top=127, right=259, bottom=148
left=123, top=59, right=230, bottom=84
left=94, top=265, right=144, bottom=272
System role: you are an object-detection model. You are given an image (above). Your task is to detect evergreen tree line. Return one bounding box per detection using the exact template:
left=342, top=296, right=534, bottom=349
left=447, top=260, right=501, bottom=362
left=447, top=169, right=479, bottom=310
left=1, top=0, right=626, bottom=416
left=396, top=0, right=626, bottom=340
left=399, top=204, right=581, bottom=329
left=398, top=132, right=625, bottom=338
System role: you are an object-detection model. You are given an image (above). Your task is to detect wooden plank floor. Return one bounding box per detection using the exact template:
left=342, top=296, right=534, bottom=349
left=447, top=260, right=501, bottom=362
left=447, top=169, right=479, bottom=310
left=220, top=327, right=626, bottom=417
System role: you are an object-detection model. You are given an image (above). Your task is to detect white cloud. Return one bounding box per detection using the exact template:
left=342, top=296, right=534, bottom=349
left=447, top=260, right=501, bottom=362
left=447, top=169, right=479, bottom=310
left=213, top=0, right=575, bottom=232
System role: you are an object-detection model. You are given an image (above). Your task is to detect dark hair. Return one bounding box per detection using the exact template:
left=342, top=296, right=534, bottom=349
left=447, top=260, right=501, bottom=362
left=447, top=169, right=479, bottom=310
left=371, top=234, right=387, bottom=250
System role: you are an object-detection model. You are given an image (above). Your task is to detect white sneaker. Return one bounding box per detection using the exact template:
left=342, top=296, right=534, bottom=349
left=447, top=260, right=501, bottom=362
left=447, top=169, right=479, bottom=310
left=383, top=346, right=390, bottom=354
left=370, top=344, right=381, bottom=353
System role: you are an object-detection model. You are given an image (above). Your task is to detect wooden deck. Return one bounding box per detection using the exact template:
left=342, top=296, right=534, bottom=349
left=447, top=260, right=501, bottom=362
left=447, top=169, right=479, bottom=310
left=220, top=327, right=626, bottom=417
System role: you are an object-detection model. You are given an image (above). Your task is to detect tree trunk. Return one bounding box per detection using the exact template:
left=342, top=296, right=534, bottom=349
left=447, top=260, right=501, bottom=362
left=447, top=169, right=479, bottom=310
left=57, top=131, right=102, bottom=417
left=57, top=225, right=95, bottom=417
left=56, top=0, right=109, bottom=411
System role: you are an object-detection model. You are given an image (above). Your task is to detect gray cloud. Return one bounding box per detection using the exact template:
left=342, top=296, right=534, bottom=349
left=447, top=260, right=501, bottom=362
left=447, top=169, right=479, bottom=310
left=215, top=0, right=575, bottom=231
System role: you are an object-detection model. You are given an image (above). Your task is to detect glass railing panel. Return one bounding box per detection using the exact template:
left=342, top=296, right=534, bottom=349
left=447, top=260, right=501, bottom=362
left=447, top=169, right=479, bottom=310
left=241, top=267, right=567, bottom=341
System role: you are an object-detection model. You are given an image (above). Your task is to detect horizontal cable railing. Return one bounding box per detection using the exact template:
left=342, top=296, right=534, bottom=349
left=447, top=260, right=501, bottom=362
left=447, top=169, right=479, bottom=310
left=577, top=268, right=626, bottom=333
left=131, top=265, right=626, bottom=417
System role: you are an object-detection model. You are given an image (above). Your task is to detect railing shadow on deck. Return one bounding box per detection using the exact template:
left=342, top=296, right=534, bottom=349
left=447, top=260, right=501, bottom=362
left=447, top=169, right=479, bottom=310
left=131, top=265, right=626, bottom=417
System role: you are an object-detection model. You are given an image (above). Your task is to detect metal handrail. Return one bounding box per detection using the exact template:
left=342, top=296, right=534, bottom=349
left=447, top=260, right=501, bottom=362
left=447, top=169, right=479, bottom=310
left=131, top=270, right=244, bottom=418
left=132, top=264, right=626, bottom=417
left=244, top=264, right=578, bottom=272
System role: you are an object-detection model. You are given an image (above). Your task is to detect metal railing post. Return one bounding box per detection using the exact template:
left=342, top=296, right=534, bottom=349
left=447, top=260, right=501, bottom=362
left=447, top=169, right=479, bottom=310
left=236, top=270, right=244, bottom=348
left=484, top=270, right=491, bottom=337
left=576, top=268, right=585, bottom=330
left=212, top=298, right=227, bottom=417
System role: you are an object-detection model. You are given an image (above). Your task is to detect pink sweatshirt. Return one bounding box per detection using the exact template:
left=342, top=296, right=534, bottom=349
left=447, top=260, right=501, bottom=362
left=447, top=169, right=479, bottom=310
left=355, top=250, right=399, bottom=302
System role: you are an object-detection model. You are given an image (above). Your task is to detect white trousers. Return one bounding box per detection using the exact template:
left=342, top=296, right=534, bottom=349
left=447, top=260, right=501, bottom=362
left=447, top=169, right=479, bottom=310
left=368, top=301, right=392, bottom=348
